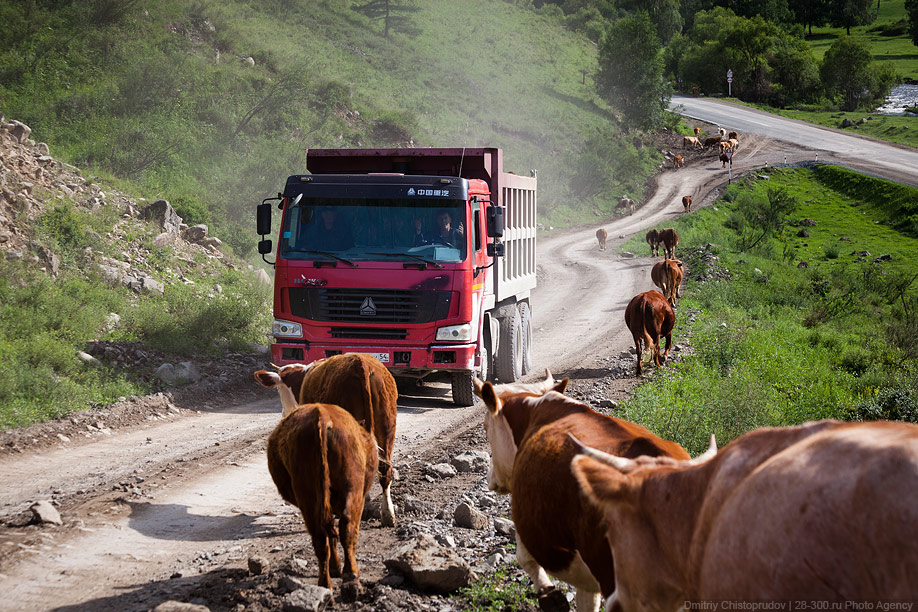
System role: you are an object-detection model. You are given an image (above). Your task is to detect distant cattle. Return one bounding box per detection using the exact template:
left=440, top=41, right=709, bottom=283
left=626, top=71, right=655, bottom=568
left=693, top=126, right=701, bottom=138
left=728, top=130, right=738, bottom=140
left=719, top=152, right=730, bottom=168
left=651, top=258, right=683, bottom=308
left=624, top=290, right=674, bottom=375
left=616, top=196, right=635, bottom=215
left=645, top=229, right=661, bottom=257
left=267, top=402, right=377, bottom=597
left=682, top=136, right=702, bottom=150
left=595, top=228, right=607, bottom=251
left=718, top=140, right=732, bottom=154
left=681, top=195, right=693, bottom=213
left=659, top=227, right=679, bottom=259
left=255, top=353, right=398, bottom=527
left=718, top=127, right=726, bottom=139
left=473, top=373, right=689, bottom=612
left=572, top=419, right=918, bottom=611
left=673, top=155, right=684, bottom=168
left=703, top=136, right=721, bottom=148
left=727, top=137, right=739, bottom=151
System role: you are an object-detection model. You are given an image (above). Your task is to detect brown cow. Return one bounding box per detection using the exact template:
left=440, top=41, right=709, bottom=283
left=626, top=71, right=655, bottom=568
left=267, top=402, right=377, bottom=597
left=693, top=126, right=701, bottom=138
left=255, top=353, right=398, bottom=527
left=624, top=290, right=674, bottom=375
left=572, top=419, right=918, bottom=611
left=595, top=228, right=607, bottom=251
left=473, top=374, right=689, bottom=612
left=681, top=195, right=693, bottom=212
left=673, top=154, right=684, bottom=168
left=616, top=196, right=635, bottom=215
left=719, top=152, right=730, bottom=168
left=645, top=229, right=660, bottom=257
left=728, top=130, right=738, bottom=140
left=658, top=227, right=678, bottom=259
left=703, top=136, right=721, bottom=148
left=651, top=258, right=683, bottom=308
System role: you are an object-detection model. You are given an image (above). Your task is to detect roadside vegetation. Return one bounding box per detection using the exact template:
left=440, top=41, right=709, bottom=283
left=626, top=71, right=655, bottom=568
left=0, top=194, right=271, bottom=429
left=620, top=166, right=918, bottom=455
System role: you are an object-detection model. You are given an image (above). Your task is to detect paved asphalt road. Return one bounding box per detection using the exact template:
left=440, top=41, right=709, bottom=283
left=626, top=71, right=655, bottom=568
left=670, top=95, right=918, bottom=187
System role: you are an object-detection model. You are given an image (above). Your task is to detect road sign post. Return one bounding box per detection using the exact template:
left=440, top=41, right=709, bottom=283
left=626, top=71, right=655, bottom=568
left=727, top=69, right=733, bottom=97
left=727, top=149, right=733, bottom=183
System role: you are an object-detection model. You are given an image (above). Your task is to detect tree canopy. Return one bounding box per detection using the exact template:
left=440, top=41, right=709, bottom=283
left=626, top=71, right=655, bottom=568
left=596, top=11, right=669, bottom=131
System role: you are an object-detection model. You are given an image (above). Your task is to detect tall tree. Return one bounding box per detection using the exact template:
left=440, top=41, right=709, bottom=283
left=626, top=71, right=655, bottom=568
left=820, top=35, right=874, bottom=109
left=791, top=0, right=830, bottom=34
left=596, top=11, right=669, bottom=131
left=828, top=0, right=874, bottom=34
left=907, top=0, right=918, bottom=46
left=352, top=0, right=419, bottom=38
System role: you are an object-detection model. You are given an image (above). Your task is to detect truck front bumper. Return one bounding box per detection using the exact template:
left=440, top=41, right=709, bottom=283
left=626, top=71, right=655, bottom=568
left=271, top=342, right=477, bottom=373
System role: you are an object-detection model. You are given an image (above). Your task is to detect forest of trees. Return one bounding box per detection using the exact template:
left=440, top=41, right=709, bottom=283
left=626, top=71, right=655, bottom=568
left=526, top=0, right=911, bottom=127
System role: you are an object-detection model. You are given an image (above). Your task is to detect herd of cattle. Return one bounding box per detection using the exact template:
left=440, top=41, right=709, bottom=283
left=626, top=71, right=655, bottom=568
left=246, top=187, right=917, bottom=608
left=252, top=351, right=918, bottom=610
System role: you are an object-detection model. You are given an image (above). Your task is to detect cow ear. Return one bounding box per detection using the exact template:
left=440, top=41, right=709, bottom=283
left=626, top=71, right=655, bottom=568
left=553, top=377, right=570, bottom=394
left=473, top=377, right=485, bottom=397
left=571, top=454, right=635, bottom=510
left=479, top=381, right=502, bottom=415
left=254, top=370, right=280, bottom=388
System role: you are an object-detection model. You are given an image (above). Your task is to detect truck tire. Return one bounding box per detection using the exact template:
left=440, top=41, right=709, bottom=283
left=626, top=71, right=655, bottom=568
left=518, top=302, right=533, bottom=375
left=451, top=371, right=475, bottom=407
left=495, top=307, right=523, bottom=382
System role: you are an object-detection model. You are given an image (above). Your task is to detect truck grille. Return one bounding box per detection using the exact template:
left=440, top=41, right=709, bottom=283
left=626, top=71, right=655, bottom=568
left=288, top=288, right=451, bottom=324
left=330, top=327, right=408, bottom=340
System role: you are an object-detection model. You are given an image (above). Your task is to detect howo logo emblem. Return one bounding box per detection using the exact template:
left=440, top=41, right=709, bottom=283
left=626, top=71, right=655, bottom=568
left=360, top=297, right=377, bottom=316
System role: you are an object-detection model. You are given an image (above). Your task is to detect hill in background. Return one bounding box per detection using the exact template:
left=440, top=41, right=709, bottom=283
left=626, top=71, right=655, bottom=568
left=0, top=0, right=661, bottom=255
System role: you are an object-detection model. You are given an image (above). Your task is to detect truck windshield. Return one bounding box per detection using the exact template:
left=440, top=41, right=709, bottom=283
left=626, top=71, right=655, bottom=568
left=279, top=198, right=468, bottom=263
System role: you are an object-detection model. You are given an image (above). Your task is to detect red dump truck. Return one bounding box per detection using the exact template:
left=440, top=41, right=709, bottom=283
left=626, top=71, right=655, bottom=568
left=256, top=147, right=537, bottom=405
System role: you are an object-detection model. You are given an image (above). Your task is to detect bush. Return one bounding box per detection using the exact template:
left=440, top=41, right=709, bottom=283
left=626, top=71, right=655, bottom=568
left=851, top=385, right=918, bottom=423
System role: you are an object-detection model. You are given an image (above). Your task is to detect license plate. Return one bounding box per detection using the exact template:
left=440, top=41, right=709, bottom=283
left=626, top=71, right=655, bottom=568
left=358, top=352, right=390, bottom=363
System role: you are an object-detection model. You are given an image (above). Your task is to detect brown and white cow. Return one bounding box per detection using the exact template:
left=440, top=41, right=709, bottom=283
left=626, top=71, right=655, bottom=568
left=658, top=227, right=678, bottom=259
left=681, top=195, right=693, bottom=213
left=473, top=375, right=689, bottom=612
left=645, top=229, right=660, bottom=257
left=595, top=228, right=607, bottom=251
left=616, top=196, right=635, bottom=215
left=624, top=290, right=674, bottom=375
left=267, top=402, right=377, bottom=598
left=673, top=154, right=684, bottom=168
left=650, top=259, right=683, bottom=308
left=255, top=353, right=398, bottom=527
left=572, top=419, right=918, bottom=611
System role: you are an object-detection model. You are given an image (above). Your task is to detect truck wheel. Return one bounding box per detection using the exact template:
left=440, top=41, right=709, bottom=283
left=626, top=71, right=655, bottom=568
left=451, top=371, right=475, bottom=407
left=495, top=307, right=523, bottom=382
left=518, top=302, right=533, bottom=375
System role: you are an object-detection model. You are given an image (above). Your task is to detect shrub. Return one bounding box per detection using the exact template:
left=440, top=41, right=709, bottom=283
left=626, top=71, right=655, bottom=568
left=824, top=244, right=840, bottom=259
left=851, top=385, right=918, bottom=423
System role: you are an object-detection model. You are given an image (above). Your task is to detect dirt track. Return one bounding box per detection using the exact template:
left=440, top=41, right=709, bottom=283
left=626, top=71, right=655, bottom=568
left=0, top=130, right=859, bottom=611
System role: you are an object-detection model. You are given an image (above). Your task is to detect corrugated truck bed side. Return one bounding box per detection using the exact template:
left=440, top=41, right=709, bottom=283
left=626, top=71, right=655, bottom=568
left=494, top=171, right=537, bottom=303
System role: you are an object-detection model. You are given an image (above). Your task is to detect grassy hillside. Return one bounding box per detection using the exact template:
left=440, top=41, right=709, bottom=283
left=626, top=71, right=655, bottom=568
left=804, top=0, right=918, bottom=78
left=0, top=0, right=659, bottom=248
left=621, top=165, right=918, bottom=454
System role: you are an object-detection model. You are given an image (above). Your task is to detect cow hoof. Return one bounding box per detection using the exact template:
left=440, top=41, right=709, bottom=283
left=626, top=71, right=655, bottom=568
left=537, top=587, right=570, bottom=612
left=339, top=577, right=361, bottom=603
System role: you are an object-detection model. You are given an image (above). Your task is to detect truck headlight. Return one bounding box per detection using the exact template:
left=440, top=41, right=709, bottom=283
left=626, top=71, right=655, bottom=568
left=436, top=323, right=471, bottom=342
left=273, top=319, right=303, bottom=338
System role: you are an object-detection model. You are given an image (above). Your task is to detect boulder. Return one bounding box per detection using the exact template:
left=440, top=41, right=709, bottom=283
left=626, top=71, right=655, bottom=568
left=383, top=533, right=474, bottom=593
left=182, top=224, right=208, bottom=244
left=30, top=500, right=62, bottom=525
left=454, top=502, right=489, bottom=530
left=282, top=586, right=330, bottom=612
left=450, top=450, right=490, bottom=473
left=141, top=200, right=182, bottom=235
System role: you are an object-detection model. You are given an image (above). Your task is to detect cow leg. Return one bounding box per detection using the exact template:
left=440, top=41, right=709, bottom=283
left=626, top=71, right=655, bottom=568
left=312, top=529, right=333, bottom=590
left=662, top=329, right=673, bottom=357
left=575, top=589, right=602, bottom=612
left=338, top=512, right=361, bottom=581
left=378, top=453, right=396, bottom=528
left=515, top=535, right=569, bottom=612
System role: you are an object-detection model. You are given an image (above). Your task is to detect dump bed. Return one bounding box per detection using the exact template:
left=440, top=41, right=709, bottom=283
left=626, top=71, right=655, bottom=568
left=306, top=147, right=537, bottom=302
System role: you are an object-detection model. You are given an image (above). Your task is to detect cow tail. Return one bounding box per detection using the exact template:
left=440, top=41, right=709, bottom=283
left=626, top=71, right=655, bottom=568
left=317, top=407, right=337, bottom=540
left=641, top=298, right=657, bottom=355
left=363, top=366, right=378, bottom=445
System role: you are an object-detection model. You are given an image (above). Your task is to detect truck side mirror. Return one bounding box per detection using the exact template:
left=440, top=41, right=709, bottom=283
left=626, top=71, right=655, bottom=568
left=257, top=202, right=272, bottom=236
left=486, top=206, right=504, bottom=238
left=258, top=239, right=273, bottom=255
left=487, top=242, right=505, bottom=257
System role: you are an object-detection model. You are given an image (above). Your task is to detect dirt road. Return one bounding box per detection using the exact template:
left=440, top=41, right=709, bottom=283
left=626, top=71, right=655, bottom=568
left=0, top=131, right=849, bottom=611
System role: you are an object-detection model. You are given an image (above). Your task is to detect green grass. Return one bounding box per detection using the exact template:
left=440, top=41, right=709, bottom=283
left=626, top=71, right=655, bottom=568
left=0, top=0, right=662, bottom=243
left=803, top=0, right=918, bottom=79
left=621, top=166, right=918, bottom=455
left=453, top=560, right=541, bottom=612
